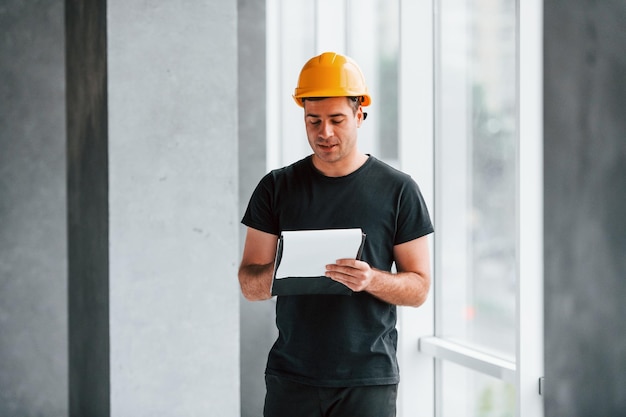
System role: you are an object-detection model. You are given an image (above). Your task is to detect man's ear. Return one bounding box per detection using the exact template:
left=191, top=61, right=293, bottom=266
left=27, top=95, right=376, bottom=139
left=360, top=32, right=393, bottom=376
left=356, top=107, right=364, bottom=127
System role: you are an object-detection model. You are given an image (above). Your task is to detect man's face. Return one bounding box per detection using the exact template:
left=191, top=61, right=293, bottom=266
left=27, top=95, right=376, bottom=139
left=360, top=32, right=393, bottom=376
left=303, top=97, right=364, bottom=170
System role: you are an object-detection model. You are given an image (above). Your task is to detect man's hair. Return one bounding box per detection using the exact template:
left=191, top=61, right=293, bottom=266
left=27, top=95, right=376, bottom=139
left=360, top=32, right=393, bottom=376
left=302, top=96, right=362, bottom=115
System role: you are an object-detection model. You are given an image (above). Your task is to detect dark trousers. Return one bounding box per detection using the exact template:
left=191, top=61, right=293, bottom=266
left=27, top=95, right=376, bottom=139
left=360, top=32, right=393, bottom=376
left=263, top=374, right=397, bottom=417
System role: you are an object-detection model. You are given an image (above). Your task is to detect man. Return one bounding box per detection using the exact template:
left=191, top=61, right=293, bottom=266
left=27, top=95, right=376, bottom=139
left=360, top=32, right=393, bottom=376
left=239, top=52, right=433, bottom=417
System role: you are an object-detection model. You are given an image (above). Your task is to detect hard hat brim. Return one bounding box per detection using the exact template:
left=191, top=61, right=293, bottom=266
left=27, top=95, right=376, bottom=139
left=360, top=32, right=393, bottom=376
left=293, top=93, right=372, bottom=108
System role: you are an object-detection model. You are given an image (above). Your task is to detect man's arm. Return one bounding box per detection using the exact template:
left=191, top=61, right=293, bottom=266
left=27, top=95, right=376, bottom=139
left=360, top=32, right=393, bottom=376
left=238, top=227, right=279, bottom=301
left=324, top=235, right=431, bottom=307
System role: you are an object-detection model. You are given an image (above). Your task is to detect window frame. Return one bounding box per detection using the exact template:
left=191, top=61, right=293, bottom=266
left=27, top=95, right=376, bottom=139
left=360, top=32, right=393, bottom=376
left=406, top=0, right=544, bottom=416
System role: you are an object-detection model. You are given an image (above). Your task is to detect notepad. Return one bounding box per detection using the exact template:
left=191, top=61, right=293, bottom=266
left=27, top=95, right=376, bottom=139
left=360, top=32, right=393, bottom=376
left=270, top=228, right=366, bottom=296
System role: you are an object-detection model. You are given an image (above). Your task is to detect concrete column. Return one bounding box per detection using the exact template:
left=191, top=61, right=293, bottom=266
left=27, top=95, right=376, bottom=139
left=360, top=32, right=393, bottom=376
left=237, top=1, right=278, bottom=416
left=66, top=1, right=109, bottom=415
left=67, top=1, right=240, bottom=415
left=544, top=0, right=626, bottom=415
left=0, top=1, right=67, bottom=415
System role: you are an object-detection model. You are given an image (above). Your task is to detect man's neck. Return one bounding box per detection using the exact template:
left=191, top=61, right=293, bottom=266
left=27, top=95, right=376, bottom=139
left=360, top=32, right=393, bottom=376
left=312, top=153, right=369, bottom=177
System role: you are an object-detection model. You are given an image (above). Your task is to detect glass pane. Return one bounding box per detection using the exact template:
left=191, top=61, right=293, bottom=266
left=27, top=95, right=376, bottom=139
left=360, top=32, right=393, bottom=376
left=277, top=0, right=316, bottom=166
left=374, top=0, right=399, bottom=163
left=347, top=0, right=400, bottom=167
left=436, top=0, right=518, bottom=358
left=440, top=361, right=516, bottom=417
left=273, top=0, right=400, bottom=169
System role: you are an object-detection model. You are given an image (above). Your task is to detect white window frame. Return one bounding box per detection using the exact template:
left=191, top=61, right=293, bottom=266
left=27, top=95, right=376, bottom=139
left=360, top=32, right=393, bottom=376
left=399, top=1, right=544, bottom=416
left=396, top=0, right=435, bottom=416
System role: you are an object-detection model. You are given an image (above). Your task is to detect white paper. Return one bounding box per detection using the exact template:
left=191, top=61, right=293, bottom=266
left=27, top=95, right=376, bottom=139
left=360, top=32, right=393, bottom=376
left=275, top=228, right=364, bottom=279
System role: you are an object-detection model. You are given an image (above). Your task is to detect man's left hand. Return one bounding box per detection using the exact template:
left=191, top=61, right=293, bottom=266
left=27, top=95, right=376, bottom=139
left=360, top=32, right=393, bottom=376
left=325, top=259, right=375, bottom=292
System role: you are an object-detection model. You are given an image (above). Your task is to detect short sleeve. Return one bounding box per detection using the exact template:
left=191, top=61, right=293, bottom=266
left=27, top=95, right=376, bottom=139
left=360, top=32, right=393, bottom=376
left=241, top=173, right=280, bottom=236
left=394, top=178, right=434, bottom=245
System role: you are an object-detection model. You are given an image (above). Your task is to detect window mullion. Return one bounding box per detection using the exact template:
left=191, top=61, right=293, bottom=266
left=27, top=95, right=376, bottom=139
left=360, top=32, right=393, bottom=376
left=397, top=0, right=435, bottom=417
left=517, top=0, right=544, bottom=415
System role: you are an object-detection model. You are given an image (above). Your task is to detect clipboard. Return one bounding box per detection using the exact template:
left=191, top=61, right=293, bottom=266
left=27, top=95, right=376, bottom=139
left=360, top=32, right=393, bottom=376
left=270, top=228, right=366, bottom=296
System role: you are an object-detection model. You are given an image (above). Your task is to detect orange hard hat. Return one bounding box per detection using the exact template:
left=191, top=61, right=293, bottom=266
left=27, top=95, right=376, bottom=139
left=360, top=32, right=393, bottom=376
left=293, top=52, right=371, bottom=108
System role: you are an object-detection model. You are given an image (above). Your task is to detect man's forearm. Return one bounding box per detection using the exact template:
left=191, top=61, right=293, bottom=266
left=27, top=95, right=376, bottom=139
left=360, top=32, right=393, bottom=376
left=324, top=257, right=431, bottom=307
left=238, top=263, right=274, bottom=301
left=366, top=269, right=430, bottom=307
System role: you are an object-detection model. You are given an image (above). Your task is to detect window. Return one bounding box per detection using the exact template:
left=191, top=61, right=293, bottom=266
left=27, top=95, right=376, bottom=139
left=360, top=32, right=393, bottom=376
left=435, top=0, right=518, bottom=362
left=418, top=0, right=544, bottom=415
left=266, top=0, right=400, bottom=170
left=441, top=362, right=515, bottom=417
left=266, top=1, right=543, bottom=416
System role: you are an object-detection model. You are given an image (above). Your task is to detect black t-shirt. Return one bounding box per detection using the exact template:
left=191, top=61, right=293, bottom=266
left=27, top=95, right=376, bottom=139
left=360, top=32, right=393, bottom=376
left=242, top=155, right=433, bottom=387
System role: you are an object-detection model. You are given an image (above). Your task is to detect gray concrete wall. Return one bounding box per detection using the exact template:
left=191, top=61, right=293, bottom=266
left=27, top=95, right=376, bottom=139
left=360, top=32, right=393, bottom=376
left=544, top=0, right=626, bottom=415
left=66, top=1, right=110, bottom=415
left=106, top=0, right=240, bottom=414
left=0, top=2, right=67, bottom=415
left=237, top=1, right=278, bottom=416
left=3, top=0, right=242, bottom=416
